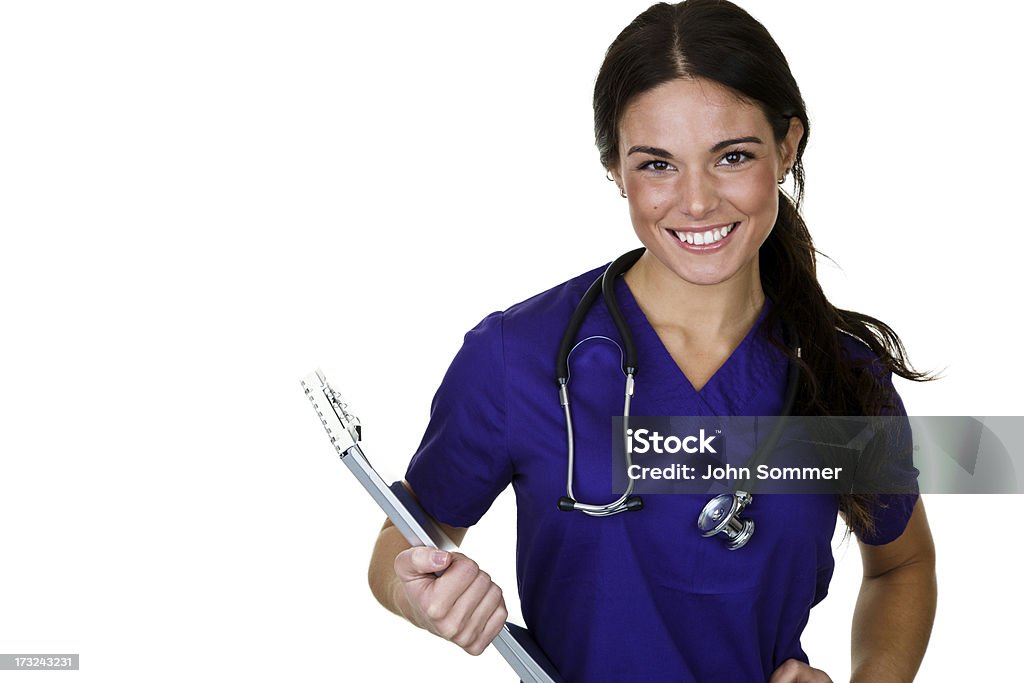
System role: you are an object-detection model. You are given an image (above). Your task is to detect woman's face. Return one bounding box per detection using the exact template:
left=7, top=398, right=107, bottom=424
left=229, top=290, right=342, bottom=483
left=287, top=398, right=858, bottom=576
left=611, top=77, right=804, bottom=288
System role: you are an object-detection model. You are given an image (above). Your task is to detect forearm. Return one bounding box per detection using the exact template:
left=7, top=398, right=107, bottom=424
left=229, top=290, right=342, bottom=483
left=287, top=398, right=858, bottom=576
left=368, top=520, right=417, bottom=622
left=850, top=558, right=937, bottom=682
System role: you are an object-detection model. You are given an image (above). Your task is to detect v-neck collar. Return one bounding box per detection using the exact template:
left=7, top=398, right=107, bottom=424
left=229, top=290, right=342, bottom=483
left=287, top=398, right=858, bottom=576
left=611, top=276, right=786, bottom=416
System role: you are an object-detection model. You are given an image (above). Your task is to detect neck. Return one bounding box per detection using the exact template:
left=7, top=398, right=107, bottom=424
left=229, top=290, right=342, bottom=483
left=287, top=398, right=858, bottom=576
left=622, top=251, right=766, bottom=341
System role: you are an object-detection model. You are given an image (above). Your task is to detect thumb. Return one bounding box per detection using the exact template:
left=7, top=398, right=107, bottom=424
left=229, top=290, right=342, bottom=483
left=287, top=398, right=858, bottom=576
left=394, top=547, right=452, bottom=582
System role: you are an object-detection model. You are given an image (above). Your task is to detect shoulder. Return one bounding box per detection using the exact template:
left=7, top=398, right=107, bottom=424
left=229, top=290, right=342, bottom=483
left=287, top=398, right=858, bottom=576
left=836, top=328, right=894, bottom=381
left=837, top=328, right=883, bottom=365
left=834, top=332, right=918, bottom=544
left=440, top=264, right=608, bottom=389
left=464, top=263, right=606, bottom=343
left=835, top=328, right=907, bottom=417
left=502, top=264, right=605, bottom=327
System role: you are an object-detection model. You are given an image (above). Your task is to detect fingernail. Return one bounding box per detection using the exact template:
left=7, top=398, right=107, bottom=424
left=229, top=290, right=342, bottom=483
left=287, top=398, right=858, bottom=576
left=432, top=551, right=448, bottom=566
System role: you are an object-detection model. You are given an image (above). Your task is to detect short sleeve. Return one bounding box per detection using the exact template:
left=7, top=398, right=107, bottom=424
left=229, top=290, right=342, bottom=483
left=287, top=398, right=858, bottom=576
left=404, top=311, right=514, bottom=528
left=858, top=369, right=920, bottom=546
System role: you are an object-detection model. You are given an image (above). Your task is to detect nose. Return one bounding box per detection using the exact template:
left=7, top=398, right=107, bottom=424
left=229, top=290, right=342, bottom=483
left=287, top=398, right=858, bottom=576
left=675, top=169, right=719, bottom=220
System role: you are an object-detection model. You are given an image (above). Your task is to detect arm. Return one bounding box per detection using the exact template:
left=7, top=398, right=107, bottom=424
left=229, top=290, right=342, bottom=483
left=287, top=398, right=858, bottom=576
left=850, top=497, right=937, bottom=682
left=367, top=483, right=508, bottom=656
left=770, top=497, right=936, bottom=683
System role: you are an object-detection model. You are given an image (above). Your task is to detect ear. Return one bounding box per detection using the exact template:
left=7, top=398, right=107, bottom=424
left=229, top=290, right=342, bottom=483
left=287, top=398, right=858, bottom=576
left=608, top=166, right=623, bottom=186
left=608, top=165, right=626, bottom=196
left=779, top=117, right=805, bottom=171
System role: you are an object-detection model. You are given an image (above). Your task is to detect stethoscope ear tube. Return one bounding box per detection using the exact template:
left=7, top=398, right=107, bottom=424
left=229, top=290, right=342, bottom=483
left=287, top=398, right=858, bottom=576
left=555, top=276, right=604, bottom=382
left=555, top=248, right=645, bottom=382
left=600, top=248, right=645, bottom=374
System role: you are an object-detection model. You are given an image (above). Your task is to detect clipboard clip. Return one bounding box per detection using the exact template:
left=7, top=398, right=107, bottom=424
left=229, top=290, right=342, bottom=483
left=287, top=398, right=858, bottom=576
left=302, top=368, right=362, bottom=454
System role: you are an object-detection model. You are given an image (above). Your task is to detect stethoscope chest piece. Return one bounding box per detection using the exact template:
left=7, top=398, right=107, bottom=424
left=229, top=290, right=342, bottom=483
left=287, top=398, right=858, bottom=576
left=697, top=491, right=755, bottom=550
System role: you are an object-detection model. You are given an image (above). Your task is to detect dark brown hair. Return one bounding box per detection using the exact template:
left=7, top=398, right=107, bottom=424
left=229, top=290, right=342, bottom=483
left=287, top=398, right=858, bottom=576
left=594, top=0, right=931, bottom=536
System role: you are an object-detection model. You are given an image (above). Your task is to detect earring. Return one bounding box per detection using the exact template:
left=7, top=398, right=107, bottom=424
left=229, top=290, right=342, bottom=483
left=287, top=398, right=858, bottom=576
left=607, top=170, right=627, bottom=197
left=777, top=169, right=788, bottom=184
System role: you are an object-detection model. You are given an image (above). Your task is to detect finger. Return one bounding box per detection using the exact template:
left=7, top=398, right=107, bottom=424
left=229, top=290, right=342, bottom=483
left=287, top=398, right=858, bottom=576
left=466, top=591, right=509, bottom=656
left=394, top=547, right=452, bottom=583
left=768, top=659, right=802, bottom=683
left=805, top=666, right=831, bottom=683
left=421, top=554, right=482, bottom=623
left=439, top=570, right=494, bottom=642
left=768, top=659, right=832, bottom=683
left=449, top=575, right=502, bottom=649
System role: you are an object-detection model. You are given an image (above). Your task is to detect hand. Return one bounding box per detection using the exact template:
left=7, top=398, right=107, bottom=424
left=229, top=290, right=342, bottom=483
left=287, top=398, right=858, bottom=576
left=393, top=547, right=508, bottom=656
left=769, top=658, right=833, bottom=683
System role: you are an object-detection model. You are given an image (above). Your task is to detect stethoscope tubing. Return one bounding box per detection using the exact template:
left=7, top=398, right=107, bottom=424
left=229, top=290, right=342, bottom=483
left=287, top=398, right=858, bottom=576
left=556, top=247, right=644, bottom=382
left=556, top=248, right=645, bottom=516
left=554, top=248, right=801, bottom=527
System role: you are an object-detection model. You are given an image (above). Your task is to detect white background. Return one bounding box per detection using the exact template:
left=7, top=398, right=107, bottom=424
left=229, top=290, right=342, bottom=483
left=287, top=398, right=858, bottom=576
left=1, top=1, right=1020, bottom=681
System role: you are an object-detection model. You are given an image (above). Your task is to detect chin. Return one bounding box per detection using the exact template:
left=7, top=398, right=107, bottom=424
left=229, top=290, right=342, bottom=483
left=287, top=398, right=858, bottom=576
left=675, top=271, right=738, bottom=287
left=656, top=254, right=746, bottom=288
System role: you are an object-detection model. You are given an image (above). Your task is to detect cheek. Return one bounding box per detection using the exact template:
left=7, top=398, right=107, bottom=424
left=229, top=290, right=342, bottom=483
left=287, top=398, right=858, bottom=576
left=722, top=170, right=779, bottom=219
left=629, top=184, right=672, bottom=217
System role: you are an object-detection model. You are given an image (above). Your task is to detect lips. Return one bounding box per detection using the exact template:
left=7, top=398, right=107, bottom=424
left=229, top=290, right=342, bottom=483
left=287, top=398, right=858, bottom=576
left=670, top=222, right=738, bottom=245
left=665, top=222, right=740, bottom=252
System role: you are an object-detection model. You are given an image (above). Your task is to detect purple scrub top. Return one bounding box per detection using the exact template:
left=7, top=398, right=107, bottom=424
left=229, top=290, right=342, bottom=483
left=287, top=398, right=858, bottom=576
left=406, top=263, right=918, bottom=683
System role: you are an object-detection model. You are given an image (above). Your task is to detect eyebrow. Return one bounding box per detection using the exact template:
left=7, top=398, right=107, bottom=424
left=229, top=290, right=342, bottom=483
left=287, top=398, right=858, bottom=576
left=710, top=136, right=764, bottom=152
left=627, top=145, right=676, bottom=159
left=626, top=136, right=765, bottom=158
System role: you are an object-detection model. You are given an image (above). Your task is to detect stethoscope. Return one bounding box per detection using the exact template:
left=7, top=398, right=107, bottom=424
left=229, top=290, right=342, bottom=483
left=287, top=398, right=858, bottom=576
left=554, top=248, right=801, bottom=549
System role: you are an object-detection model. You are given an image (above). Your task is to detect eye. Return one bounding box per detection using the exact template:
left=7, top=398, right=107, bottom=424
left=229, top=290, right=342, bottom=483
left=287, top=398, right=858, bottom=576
left=637, top=159, right=675, bottom=173
left=719, top=150, right=755, bottom=167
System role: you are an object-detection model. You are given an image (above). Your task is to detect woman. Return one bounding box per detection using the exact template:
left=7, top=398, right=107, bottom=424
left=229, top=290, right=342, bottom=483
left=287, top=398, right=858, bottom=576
left=368, top=1, right=936, bottom=681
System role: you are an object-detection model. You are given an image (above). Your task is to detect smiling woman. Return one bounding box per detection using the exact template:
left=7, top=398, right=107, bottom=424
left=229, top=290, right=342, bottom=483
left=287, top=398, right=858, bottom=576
left=365, top=1, right=936, bottom=682
left=612, top=77, right=804, bottom=305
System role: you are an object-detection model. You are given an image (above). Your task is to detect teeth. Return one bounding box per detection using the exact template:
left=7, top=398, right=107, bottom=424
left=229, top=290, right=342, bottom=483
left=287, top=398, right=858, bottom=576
left=673, top=223, right=736, bottom=245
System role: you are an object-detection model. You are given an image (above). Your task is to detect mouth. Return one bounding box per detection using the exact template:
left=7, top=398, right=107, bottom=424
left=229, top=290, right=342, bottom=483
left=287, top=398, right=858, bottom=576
left=666, top=222, right=739, bottom=251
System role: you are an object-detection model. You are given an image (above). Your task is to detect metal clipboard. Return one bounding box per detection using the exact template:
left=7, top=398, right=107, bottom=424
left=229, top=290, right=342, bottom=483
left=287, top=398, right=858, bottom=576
left=302, top=369, right=563, bottom=683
